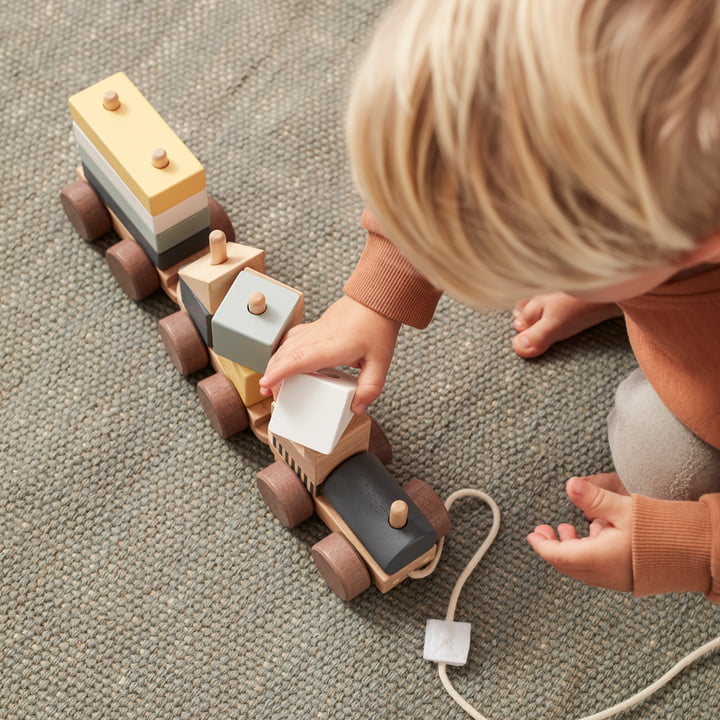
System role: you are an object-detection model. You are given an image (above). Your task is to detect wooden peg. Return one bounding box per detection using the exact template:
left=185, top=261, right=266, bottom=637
left=103, top=90, right=120, bottom=111
left=151, top=148, right=169, bottom=168
left=247, top=291, right=267, bottom=315
left=208, top=229, right=227, bottom=265
left=389, top=500, right=408, bottom=529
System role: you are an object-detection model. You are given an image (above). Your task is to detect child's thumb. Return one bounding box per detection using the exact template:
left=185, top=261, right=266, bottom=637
left=565, top=476, right=624, bottom=522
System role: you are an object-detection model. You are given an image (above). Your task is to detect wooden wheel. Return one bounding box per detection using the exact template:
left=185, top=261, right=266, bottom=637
left=207, top=195, right=235, bottom=244
left=60, top=179, right=111, bottom=242
left=311, top=533, right=372, bottom=601
left=105, top=238, right=160, bottom=300
left=368, top=416, right=392, bottom=465
left=197, top=372, right=248, bottom=438
left=403, top=478, right=451, bottom=538
left=256, top=461, right=314, bottom=528
left=158, top=310, right=209, bottom=375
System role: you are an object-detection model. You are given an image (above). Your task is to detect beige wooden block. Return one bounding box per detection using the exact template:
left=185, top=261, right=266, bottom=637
left=268, top=412, right=371, bottom=495
left=313, top=496, right=437, bottom=594
left=178, top=239, right=266, bottom=314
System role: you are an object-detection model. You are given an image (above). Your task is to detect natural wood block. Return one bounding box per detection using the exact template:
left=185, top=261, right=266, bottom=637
left=246, top=397, right=273, bottom=444
left=178, top=242, right=266, bottom=314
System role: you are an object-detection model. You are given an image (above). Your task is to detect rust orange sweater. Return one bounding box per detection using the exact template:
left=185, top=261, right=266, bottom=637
left=344, top=209, right=720, bottom=601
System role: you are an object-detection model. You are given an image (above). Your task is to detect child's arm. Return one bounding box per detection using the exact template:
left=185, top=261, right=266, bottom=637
left=260, top=208, right=442, bottom=413
left=527, top=476, right=720, bottom=601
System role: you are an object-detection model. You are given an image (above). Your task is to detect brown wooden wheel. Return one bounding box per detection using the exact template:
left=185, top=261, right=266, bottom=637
left=403, top=478, right=451, bottom=539
left=197, top=372, right=249, bottom=438
left=105, top=238, right=160, bottom=300
left=207, top=195, right=235, bottom=244
left=311, top=533, right=372, bottom=601
left=60, top=179, right=112, bottom=242
left=368, top=416, right=393, bottom=465
left=256, top=461, right=314, bottom=528
left=158, top=310, right=209, bottom=375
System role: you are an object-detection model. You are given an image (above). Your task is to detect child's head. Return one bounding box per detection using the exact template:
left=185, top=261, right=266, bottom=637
left=346, top=0, right=720, bottom=308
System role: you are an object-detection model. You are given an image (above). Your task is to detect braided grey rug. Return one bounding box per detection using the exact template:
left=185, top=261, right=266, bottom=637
left=1, top=1, right=718, bottom=718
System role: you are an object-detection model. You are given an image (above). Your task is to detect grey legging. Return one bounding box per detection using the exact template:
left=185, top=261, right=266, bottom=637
left=607, top=368, right=720, bottom=500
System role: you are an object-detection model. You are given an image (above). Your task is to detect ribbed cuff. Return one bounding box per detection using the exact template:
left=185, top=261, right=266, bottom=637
left=343, top=234, right=441, bottom=328
left=632, top=494, right=713, bottom=597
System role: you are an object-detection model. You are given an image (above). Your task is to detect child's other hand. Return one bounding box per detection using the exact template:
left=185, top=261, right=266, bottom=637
left=260, top=295, right=401, bottom=415
left=526, top=475, right=633, bottom=592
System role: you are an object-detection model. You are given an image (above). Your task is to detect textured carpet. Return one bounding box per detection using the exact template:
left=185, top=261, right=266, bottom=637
left=1, top=1, right=718, bottom=718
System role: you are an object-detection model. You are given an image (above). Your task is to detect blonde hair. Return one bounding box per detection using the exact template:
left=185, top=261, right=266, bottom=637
left=347, top=0, right=720, bottom=308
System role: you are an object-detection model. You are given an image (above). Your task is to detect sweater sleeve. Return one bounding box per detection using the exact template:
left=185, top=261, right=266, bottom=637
left=342, top=207, right=442, bottom=328
left=632, top=493, right=720, bottom=602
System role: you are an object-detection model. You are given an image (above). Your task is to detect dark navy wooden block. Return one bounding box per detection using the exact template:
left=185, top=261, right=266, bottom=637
left=323, top=452, right=437, bottom=575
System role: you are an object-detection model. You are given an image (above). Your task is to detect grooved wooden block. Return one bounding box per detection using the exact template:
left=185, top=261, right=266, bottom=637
left=268, top=412, right=371, bottom=495
left=69, top=72, right=206, bottom=215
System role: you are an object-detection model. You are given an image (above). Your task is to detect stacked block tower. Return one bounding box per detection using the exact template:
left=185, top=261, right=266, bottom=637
left=60, top=73, right=451, bottom=601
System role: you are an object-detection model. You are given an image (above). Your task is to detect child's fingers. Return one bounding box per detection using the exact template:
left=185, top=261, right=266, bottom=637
left=557, top=523, right=579, bottom=541
left=565, top=476, right=631, bottom=525
left=352, top=357, right=392, bottom=414
left=261, top=336, right=341, bottom=390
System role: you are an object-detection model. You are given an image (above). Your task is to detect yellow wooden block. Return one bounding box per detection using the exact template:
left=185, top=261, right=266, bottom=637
left=69, top=72, right=206, bottom=215
left=178, top=243, right=266, bottom=314
left=210, top=349, right=265, bottom=407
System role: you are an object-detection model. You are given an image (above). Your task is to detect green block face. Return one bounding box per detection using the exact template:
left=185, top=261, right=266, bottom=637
left=211, top=271, right=300, bottom=374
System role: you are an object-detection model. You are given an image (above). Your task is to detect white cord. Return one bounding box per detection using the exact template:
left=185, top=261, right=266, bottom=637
left=413, top=488, right=720, bottom=720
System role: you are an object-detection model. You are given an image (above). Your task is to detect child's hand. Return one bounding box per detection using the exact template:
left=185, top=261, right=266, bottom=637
left=260, top=295, right=401, bottom=415
left=526, top=475, right=633, bottom=592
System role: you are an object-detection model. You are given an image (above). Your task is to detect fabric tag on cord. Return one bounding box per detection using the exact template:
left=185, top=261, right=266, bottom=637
left=423, top=619, right=471, bottom=666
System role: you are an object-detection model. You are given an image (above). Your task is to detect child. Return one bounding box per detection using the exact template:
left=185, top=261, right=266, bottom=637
left=260, top=0, right=720, bottom=600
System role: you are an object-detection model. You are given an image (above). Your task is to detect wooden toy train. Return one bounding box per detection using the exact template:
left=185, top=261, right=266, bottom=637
left=60, top=73, right=450, bottom=600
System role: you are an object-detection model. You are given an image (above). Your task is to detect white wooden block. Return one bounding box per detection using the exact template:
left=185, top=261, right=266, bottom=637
left=268, top=369, right=357, bottom=454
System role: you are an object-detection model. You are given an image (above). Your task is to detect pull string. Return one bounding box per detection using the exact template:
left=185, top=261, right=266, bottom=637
left=412, top=488, right=720, bottom=720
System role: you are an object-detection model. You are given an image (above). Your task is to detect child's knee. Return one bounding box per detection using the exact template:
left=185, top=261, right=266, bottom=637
left=607, top=369, right=720, bottom=500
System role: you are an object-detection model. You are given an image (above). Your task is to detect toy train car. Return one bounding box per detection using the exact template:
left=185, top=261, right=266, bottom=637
left=60, top=73, right=450, bottom=600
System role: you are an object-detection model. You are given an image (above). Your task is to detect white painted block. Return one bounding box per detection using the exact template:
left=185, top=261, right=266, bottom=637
left=268, top=369, right=357, bottom=454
